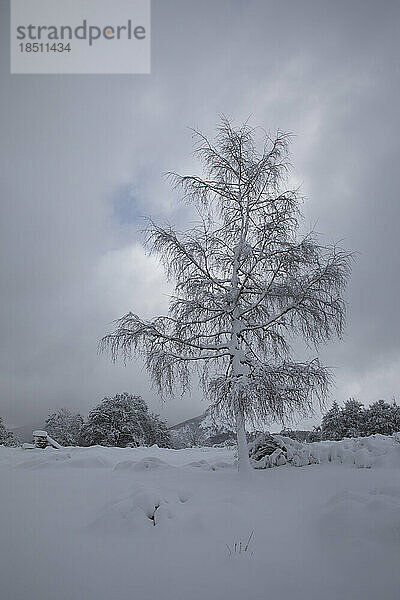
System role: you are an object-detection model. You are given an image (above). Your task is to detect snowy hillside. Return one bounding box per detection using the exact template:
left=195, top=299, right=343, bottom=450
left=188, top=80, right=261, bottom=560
left=1, top=436, right=400, bottom=600
left=169, top=410, right=236, bottom=448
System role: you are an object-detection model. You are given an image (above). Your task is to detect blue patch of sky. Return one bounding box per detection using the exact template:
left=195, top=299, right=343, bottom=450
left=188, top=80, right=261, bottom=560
left=112, top=185, right=144, bottom=225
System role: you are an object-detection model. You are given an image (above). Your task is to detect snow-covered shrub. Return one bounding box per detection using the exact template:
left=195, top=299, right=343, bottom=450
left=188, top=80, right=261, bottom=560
left=249, top=433, right=322, bottom=468
left=80, top=393, right=171, bottom=448
left=249, top=431, right=400, bottom=469
left=248, top=433, right=289, bottom=468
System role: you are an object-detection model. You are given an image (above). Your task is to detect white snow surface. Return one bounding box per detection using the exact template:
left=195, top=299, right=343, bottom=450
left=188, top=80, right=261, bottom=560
left=1, top=436, right=400, bottom=600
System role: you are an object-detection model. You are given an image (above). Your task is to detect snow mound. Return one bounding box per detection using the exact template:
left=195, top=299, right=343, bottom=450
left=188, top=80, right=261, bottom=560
left=210, top=460, right=234, bottom=471
left=89, top=491, right=158, bottom=534
left=249, top=432, right=400, bottom=469
left=186, top=459, right=212, bottom=470
left=113, top=457, right=172, bottom=471
left=130, top=456, right=172, bottom=471
left=113, top=460, right=137, bottom=471
left=16, top=449, right=111, bottom=469
left=89, top=485, right=198, bottom=534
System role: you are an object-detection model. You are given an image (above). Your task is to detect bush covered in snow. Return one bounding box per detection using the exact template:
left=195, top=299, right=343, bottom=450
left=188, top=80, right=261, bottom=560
left=45, top=408, right=84, bottom=446
left=0, top=417, right=20, bottom=447
left=80, top=393, right=171, bottom=448
left=249, top=431, right=400, bottom=469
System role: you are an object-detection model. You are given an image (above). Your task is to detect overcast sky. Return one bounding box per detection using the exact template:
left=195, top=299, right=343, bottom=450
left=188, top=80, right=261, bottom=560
left=1, top=0, right=400, bottom=429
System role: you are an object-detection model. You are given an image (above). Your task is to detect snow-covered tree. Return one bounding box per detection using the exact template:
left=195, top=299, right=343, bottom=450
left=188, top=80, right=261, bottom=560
left=364, top=399, right=400, bottom=436
left=101, top=118, right=352, bottom=472
left=45, top=408, right=84, bottom=446
left=0, top=416, right=20, bottom=447
left=321, top=401, right=344, bottom=440
left=339, top=398, right=365, bottom=438
left=320, top=398, right=400, bottom=440
left=146, top=412, right=171, bottom=447
left=80, top=393, right=170, bottom=448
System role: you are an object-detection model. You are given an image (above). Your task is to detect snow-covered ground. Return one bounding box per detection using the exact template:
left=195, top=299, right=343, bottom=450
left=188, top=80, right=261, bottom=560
left=1, top=438, right=400, bottom=600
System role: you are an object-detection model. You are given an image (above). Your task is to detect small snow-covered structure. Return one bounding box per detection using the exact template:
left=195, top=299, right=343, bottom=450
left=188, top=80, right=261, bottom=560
left=33, top=431, right=49, bottom=448
left=22, top=430, right=63, bottom=450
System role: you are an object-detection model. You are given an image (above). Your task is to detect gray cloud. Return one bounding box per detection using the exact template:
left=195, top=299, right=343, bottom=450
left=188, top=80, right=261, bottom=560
left=1, top=0, right=400, bottom=429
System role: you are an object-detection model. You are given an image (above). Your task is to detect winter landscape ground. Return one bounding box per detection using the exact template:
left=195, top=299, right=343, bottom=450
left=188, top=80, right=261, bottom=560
left=1, top=437, right=399, bottom=600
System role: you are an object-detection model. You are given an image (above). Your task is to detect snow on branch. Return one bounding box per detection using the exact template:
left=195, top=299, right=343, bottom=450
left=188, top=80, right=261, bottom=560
left=209, top=358, right=332, bottom=424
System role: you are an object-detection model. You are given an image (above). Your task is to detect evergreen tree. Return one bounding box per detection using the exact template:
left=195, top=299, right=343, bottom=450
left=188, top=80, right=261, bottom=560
left=0, top=416, right=20, bottom=447
left=340, top=398, right=365, bottom=437
left=364, top=399, right=400, bottom=436
left=320, top=398, right=400, bottom=440
left=321, top=401, right=343, bottom=440
left=391, top=400, right=400, bottom=433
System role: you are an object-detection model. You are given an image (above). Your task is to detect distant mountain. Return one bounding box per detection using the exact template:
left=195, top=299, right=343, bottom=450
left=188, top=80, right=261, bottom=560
left=169, top=410, right=236, bottom=448
left=279, top=429, right=317, bottom=442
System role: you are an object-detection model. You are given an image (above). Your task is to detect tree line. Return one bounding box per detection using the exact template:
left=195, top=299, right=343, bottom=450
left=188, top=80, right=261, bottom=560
left=0, top=393, right=170, bottom=448
left=307, top=399, right=400, bottom=441
left=44, top=393, right=171, bottom=447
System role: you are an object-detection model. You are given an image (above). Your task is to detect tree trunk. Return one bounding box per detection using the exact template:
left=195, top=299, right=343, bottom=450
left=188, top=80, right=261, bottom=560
left=234, top=401, right=251, bottom=474
left=230, top=243, right=252, bottom=475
